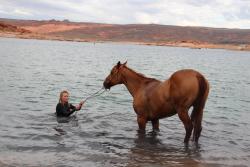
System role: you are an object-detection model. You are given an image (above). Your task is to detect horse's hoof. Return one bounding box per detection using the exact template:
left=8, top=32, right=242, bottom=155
left=184, top=138, right=189, bottom=143
left=137, top=129, right=146, bottom=134
left=153, top=129, right=160, bottom=132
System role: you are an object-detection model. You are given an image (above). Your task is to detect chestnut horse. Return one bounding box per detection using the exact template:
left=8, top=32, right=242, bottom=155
left=103, top=61, right=209, bottom=143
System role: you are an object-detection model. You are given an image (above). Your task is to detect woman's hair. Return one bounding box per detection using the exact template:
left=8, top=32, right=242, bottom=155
left=59, top=90, right=69, bottom=103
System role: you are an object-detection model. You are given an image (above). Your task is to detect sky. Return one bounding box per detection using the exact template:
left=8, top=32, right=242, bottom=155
left=0, top=0, right=250, bottom=29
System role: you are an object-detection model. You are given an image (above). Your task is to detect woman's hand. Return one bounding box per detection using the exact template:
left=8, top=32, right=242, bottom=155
left=79, top=100, right=84, bottom=106
left=76, top=101, right=84, bottom=110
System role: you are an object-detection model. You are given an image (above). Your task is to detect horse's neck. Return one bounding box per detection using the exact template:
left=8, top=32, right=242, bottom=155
left=121, top=67, right=149, bottom=97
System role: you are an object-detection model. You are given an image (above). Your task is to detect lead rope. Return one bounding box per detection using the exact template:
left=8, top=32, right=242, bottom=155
left=83, top=87, right=106, bottom=102
left=74, top=87, right=106, bottom=115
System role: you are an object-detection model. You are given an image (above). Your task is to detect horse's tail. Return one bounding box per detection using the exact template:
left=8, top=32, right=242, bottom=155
left=191, top=74, right=209, bottom=142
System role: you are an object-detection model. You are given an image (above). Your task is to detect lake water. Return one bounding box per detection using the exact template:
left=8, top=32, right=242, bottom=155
left=0, top=37, right=250, bottom=167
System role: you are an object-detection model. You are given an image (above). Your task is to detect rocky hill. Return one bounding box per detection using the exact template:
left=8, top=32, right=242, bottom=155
left=0, top=21, right=31, bottom=34
left=1, top=18, right=250, bottom=51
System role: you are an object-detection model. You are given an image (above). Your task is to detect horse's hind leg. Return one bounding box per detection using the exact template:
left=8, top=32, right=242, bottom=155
left=177, top=109, right=193, bottom=143
left=191, top=106, right=203, bottom=142
left=151, top=119, right=159, bottom=131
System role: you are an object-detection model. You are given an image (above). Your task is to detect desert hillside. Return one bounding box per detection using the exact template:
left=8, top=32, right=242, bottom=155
left=1, top=18, right=250, bottom=51
left=0, top=21, right=31, bottom=34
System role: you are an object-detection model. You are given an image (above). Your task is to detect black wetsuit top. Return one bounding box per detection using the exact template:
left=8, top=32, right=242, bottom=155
left=56, top=102, right=77, bottom=117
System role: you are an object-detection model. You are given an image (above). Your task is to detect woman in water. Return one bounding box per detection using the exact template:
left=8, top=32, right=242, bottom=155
left=56, top=90, right=84, bottom=117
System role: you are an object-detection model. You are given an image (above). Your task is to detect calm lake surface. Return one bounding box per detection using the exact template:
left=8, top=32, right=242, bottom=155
left=0, top=37, right=250, bottom=167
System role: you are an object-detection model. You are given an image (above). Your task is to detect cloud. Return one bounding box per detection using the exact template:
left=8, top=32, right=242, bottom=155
left=0, top=0, right=249, bottom=29
left=12, top=9, right=32, bottom=17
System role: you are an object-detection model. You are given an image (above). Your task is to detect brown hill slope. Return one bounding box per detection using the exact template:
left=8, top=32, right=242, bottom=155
left=49, top=24, right=250, bottom=44
left=0, top=21, right=31, bottom=33
left=1, top=18, right=250, bottom=50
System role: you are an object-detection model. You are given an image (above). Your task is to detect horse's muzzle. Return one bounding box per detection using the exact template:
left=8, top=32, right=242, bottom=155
left=103, top=80, right=111, bottom=89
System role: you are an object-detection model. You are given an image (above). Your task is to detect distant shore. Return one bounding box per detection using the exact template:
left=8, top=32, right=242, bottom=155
left=1, top=18, right=250, bottom=51
left=1, top=31, right=250, bottom=52
left=1, top=32, right=249, bottom=52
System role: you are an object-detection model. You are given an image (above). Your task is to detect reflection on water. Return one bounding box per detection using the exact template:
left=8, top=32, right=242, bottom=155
left=0, top=37, right=250, bottom=167
left=54, top=115, right=79, bottom=136
left=56, top=114, right=78, bottom=124
left=127, top=131, right=202, bottom=167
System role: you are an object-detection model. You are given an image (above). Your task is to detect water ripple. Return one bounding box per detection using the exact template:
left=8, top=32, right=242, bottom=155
left=1, top=37, right=250, bottom=167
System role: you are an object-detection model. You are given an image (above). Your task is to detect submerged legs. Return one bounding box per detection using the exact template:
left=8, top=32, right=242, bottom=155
left=137, top=116, right=160, bottom=133
left=137, top=116, right=147, bottom=132
left=151, top=119, right=159, bottom=131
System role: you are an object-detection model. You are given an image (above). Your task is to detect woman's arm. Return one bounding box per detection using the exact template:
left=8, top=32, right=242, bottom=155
left=75, top=101, right=84, bottom=111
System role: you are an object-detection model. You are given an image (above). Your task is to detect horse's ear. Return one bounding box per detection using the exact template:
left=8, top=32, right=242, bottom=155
left=117, top=61, right=121, bottom=68
left=123, top=61, right=127, bottom=66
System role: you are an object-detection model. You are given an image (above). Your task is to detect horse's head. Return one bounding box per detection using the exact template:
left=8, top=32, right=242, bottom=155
left=103, top=61, right=127, bottom=89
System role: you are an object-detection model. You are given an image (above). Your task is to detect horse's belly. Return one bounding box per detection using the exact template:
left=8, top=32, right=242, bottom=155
left=159, top=110, right=176, bottom=119
left=150, top=101, right=176, bottom=119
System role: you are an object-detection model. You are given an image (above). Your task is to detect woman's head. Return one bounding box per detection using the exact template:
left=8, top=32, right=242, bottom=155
left=59, top=90, right=69, bottom=103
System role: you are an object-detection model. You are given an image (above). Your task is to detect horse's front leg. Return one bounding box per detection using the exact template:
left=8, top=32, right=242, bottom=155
left=137, top=116, right=147, bottom=132
left=151, top=119, right=159, bottom=131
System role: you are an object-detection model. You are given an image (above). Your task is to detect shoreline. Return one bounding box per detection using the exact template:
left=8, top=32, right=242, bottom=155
left=1, top=32, right=250, bottom=52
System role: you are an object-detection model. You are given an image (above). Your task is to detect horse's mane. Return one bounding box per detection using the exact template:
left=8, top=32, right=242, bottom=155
left=124, top=65, right=159, bottom=82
